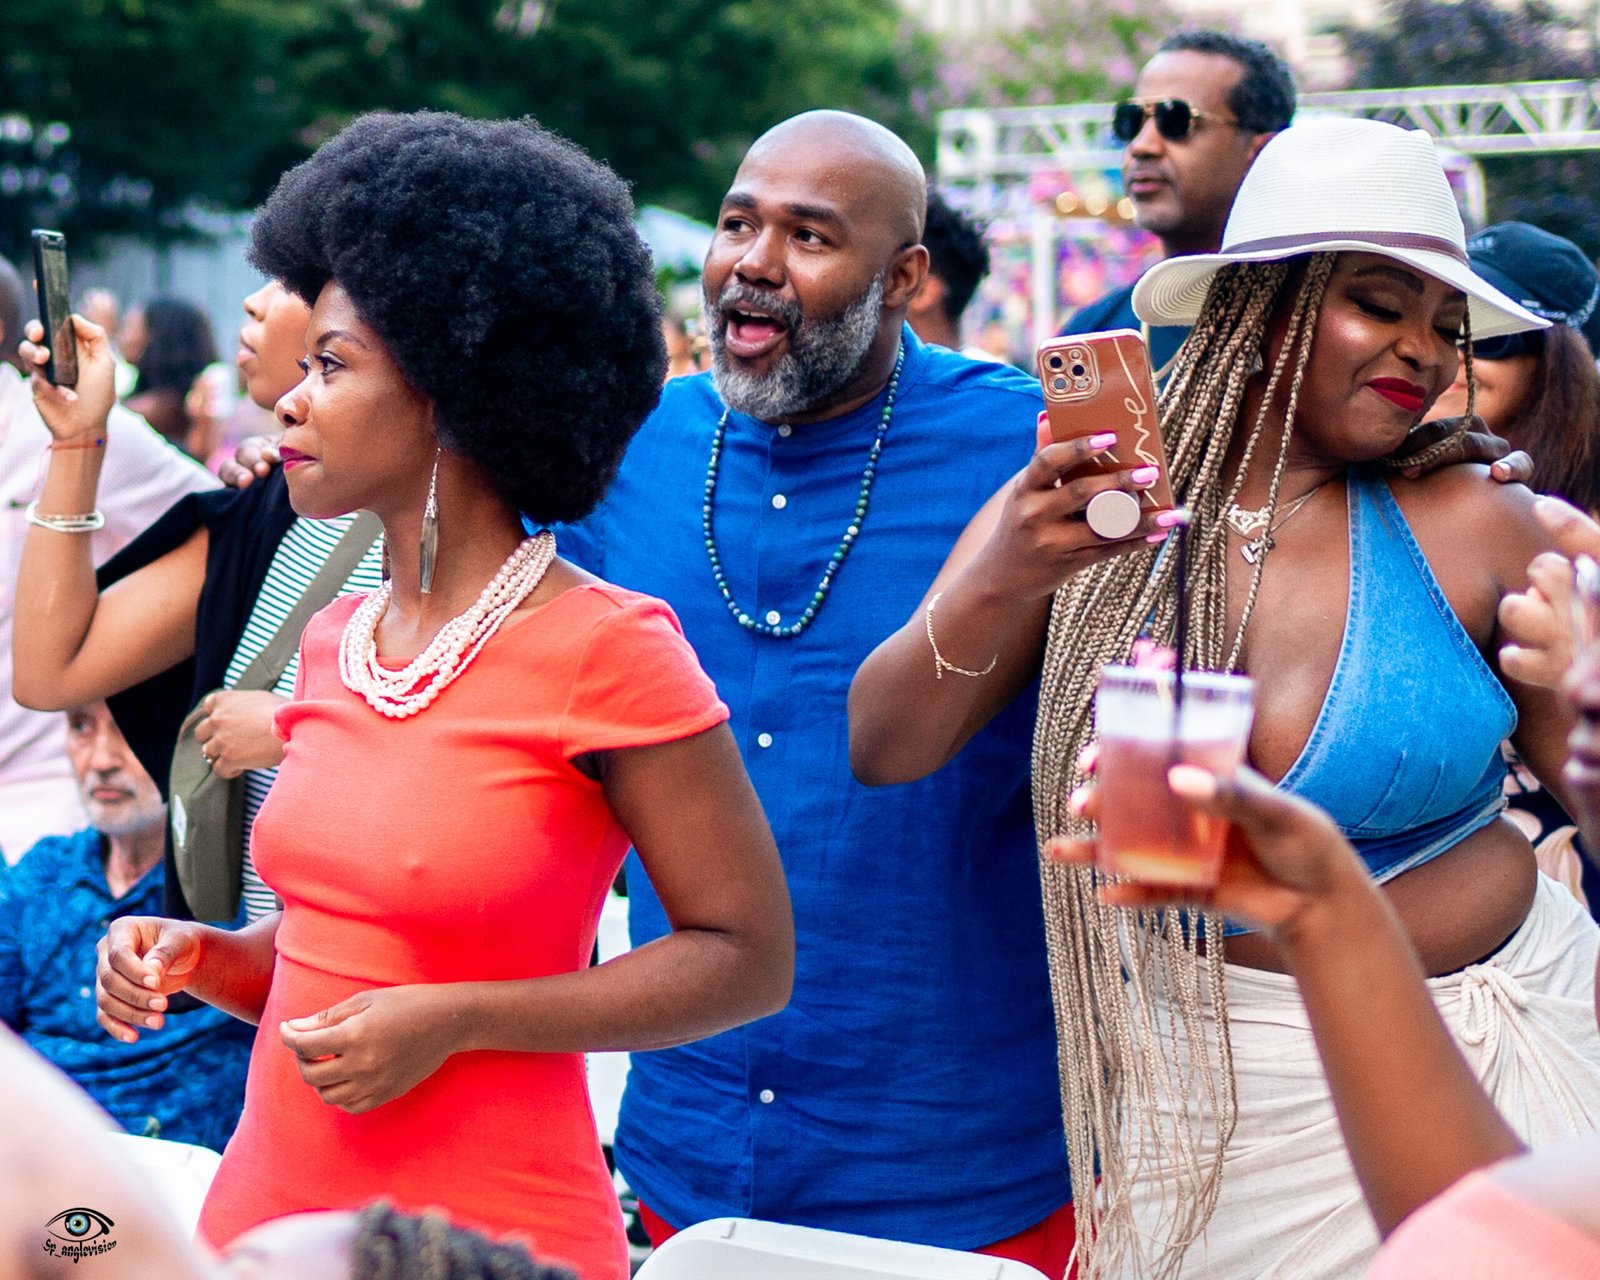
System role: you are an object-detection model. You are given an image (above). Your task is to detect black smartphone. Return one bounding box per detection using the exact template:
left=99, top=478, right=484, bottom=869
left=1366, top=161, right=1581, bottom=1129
left=30, top=229, right=78, bottom=387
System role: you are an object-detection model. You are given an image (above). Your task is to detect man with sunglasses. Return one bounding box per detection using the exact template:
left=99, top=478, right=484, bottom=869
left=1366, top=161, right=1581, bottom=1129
left=1061, top=30, right=1295, bottom=377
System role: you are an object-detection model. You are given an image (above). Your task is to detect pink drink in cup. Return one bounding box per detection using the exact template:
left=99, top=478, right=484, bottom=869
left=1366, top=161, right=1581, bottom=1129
left=1093, top=665, right=1256, bottom=887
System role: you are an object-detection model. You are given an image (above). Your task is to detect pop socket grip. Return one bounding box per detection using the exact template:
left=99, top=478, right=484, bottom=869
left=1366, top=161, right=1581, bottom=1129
left=1086, top=490, right=1142, bottom=540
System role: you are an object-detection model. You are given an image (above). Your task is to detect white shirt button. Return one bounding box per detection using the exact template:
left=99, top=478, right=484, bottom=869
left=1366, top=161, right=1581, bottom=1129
left=759, top=1088, right=775, bottom=1104
left=757, top=732, right=773, bottom=749
left=777, top=425, right=793, bottom=437
left=78, top=986, right=92, bottom=999
left=771, top=493, right=788, bottom=510
left=765, top=610, right=782, bottom=626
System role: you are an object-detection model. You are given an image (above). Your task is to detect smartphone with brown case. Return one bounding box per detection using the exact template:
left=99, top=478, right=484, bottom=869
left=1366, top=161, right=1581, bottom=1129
left=1036, top=329, right=1175, bottom=539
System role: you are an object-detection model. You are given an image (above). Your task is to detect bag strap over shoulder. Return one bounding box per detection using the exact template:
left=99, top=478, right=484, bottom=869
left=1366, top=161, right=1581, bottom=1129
left=231, top=510, right=383, bottom=693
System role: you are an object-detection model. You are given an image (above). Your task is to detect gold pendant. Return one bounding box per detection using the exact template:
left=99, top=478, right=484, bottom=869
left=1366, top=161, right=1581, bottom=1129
left=1240, top=535, right=1271, bottom=566
left=1225, top=505, right=1271, bottom=538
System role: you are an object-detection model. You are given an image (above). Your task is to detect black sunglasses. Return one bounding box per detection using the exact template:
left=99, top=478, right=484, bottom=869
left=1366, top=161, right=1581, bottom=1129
left=1112, top=98, right=1241, bottom=144
left=1470, top=328, right=1544, bottom=361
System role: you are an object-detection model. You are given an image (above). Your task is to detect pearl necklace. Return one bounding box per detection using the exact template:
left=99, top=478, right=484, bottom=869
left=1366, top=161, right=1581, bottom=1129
left=702, top=345, right=903, bottom=638
left=339, top=531, right=556, bottom=718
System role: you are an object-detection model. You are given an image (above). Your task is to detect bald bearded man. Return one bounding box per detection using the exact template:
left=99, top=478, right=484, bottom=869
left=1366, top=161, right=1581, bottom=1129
left=561, top=112, right=1074, bottom=1272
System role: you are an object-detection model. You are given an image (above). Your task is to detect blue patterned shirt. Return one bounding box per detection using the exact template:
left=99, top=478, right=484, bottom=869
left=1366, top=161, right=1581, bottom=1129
left=561, top=328, right=1070, bottom=1247
left=0, top=829, right=253, bottom=1150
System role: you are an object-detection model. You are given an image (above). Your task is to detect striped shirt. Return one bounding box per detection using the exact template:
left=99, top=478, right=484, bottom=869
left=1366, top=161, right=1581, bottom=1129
left=222, top=515, right=383, bottom=921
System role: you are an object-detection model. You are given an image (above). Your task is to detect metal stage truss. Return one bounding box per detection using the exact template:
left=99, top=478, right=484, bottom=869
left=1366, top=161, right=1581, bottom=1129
left=938, top=78, right=1600, bottom=201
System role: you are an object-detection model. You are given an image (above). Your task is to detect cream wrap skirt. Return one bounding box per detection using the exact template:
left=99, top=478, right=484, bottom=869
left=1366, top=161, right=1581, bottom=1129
left=1127, top=874, right=1600, bottom=1280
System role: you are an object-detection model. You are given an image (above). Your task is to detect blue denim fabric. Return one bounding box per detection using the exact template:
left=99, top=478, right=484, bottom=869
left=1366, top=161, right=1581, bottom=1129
left=0, top=829, right=253, bottom=1150
left=560, top=329, right=1070, bottom=1247
left=1279, top=465, right=1514, bottom=876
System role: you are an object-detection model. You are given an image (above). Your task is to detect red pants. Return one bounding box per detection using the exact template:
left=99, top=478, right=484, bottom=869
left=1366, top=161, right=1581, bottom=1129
left=638, top=1200, right=1078, bottom=1279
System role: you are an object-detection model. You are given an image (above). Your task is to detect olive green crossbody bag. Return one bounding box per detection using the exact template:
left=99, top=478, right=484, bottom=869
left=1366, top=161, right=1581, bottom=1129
left=169, top=512, right=381, bottom=921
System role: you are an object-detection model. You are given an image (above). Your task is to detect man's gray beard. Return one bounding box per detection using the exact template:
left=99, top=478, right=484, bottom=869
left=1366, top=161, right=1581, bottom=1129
left=710, top=273, right=886, bottom=422
left=84, top=783, right=166, bottom=839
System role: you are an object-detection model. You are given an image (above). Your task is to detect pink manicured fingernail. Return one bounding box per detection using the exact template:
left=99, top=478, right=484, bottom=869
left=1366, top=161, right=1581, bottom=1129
left=1068, top=785, right=1092, bottom=816
left=1146, top=531, right=1170, bottom=545
left=1156, top=508, right=1188, bottom=529
left=1089, top=433, right=1117, bottom=449
left=1130, top=466, right=1159, bottom=485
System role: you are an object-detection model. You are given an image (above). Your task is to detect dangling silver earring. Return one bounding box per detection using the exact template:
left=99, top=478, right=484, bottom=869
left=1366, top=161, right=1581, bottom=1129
left=419, top=447, right=440, bottom=595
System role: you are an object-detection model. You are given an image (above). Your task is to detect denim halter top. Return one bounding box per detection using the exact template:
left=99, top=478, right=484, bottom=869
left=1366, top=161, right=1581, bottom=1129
left=1274, top=464, right=1513, bottom=882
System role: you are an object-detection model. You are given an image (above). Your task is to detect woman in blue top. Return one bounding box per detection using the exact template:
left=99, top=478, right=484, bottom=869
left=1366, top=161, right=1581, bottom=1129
left=850, top=118, right=1600, bottom=1279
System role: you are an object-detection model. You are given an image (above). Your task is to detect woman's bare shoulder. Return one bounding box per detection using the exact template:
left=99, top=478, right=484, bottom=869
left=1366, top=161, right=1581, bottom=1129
left=1391, top=465, right=1551, bottom=589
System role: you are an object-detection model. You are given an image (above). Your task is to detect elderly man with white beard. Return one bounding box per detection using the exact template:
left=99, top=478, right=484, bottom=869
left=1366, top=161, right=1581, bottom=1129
left=0, top=701, right=252, bottom=1151
left=560, top=110, right=1162, bottom=1274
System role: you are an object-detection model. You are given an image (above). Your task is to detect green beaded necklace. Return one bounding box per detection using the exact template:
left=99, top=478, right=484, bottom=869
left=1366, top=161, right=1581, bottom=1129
left=701, top=345, right=904, bottom=638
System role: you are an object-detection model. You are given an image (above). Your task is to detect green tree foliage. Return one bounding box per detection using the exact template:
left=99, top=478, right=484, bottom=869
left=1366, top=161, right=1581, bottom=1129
left=1340, top=0, right=1600, bottom=257
left=0, top=0, right=939, bottom=259
left=0, top=0, right=320, bottom=257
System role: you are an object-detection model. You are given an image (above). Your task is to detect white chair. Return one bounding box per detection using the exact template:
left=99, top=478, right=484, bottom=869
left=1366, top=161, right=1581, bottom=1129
left=634, top=1217, right=1055, bottom=1280
left=106, top=1132, right=222, bottom=1238
left=587, top=889, right=632, bottom=1147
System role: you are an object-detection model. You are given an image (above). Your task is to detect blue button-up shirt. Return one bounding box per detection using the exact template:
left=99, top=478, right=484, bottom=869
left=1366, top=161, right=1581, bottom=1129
left=0, top=829, right=253, bottom=1150
left=563, top=328, right=1069, bottom=1247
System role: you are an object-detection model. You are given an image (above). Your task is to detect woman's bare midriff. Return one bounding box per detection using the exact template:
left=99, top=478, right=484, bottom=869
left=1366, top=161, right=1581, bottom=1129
left=1224, top=816, right=1539, bottom=976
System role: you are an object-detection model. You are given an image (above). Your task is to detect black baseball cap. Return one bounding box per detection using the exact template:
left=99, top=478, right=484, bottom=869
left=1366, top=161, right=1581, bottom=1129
left=1467, top=221, right=1600, bottom=356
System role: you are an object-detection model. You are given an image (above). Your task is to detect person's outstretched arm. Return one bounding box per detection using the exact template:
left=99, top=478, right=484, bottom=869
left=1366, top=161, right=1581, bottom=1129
left=12, top=315, right=209, bottom=710
left=1052, top=766, right=1525, bottom=1236
left=849, top=415, right=1177, bottom=786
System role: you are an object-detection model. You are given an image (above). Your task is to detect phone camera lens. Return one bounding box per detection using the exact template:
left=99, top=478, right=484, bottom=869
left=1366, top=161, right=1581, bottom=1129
left=1051, top=375, right=1069, bottom=393
left=1045, top=354, right=1065, bottom=371
left=1070, top=363, right=1086, bottom=378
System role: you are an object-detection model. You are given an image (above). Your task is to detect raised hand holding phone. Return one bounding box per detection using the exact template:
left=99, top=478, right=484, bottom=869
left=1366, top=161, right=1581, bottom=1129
left=19, top=312, right=118, bottom=444
left=1037, top=329, right=1176, bottom=540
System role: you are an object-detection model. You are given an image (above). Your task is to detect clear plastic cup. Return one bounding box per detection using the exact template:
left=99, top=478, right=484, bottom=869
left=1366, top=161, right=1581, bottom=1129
left=1093, top=665, right=1256, bottom=888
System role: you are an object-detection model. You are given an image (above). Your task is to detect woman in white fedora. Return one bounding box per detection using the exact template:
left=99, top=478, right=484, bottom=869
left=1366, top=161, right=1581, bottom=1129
left=849, top=116, right=1600, bottom=1278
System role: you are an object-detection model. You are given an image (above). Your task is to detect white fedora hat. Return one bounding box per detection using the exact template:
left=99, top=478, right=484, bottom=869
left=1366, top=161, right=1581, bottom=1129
left=1132, top=117, right=1549, bottom=341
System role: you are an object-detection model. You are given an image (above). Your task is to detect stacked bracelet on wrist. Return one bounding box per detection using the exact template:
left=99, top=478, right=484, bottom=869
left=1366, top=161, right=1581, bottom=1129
left=50, top=437, right=106, bottom=451
left=25, top=501, right=105, bottom=533
left=925, top=590, right=999, bottom=680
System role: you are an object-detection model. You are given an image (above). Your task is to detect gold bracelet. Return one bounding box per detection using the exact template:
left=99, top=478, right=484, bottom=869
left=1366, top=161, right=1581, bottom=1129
left=925, top=590, right=998, bottom=680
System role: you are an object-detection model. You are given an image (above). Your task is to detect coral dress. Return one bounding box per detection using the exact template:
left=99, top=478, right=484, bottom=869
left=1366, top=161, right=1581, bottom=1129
left=197, top=584, right=728, bottom=1279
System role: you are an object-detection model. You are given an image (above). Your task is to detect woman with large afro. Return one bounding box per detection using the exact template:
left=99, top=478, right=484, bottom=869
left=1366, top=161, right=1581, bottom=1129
left=20, top=111, right=794, bottom=1280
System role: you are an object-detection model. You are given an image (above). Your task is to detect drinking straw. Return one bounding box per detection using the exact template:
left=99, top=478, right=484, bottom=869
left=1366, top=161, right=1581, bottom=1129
left=1164, top=515, right=1192, bottom=867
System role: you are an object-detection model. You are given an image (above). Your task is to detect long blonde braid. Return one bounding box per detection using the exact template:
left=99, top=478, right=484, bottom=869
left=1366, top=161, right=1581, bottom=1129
left=1031, top=253, right=1337, bottom=1279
